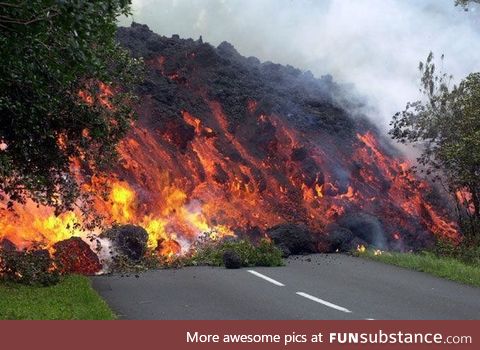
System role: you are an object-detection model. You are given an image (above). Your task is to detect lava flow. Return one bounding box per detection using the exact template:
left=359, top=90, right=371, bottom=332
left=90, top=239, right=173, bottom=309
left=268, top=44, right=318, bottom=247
left=0, top=23, right=459, bottom=272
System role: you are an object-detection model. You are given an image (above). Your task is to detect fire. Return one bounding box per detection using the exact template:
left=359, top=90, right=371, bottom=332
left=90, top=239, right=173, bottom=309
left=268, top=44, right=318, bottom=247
left=456, top=189, right=475, bottom=215
left=0, top=119, right=459, bottom=262
left=98, top=178, right=235, bottom=251
left=0, top=200, right=84, bottom=250
left=157, top=238, right=181, bottom=260
left=0, top=51, right=460, bottom=266
left=357, top=244, right=366, bottom=253
left=247, top=100, right=258, bottom=113
left=354, top=132, right=458, bottom=240
left=110, top=181, right=135, bottom=221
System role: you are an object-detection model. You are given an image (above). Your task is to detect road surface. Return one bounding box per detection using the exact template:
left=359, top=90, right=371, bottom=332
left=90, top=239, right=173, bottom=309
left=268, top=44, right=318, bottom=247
left=92, top=254, right=480, bottom=320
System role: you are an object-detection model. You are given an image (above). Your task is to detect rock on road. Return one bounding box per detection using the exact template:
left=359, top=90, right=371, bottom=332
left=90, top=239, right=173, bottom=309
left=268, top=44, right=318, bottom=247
left=92, top=254, right=480, bottom=320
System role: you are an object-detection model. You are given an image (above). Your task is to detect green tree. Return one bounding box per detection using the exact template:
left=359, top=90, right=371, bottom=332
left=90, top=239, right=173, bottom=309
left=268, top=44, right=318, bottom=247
left=0, top=1, right=143, bottom=215
left=455, top=0, right=480, bottom=8
left=390, top=53, right=480, bottom=238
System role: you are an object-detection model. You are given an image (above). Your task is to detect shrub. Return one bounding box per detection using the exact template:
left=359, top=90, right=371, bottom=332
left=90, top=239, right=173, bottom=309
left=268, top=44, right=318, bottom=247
left=0, top=248, right=59, bottom=286
left=431, top=237, right=480, bottom=267
left=187, top=236, right=283, bottom=268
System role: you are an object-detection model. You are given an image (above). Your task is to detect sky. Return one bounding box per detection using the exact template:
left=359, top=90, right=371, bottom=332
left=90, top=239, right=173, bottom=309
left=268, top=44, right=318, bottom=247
left=119, top=0, right=480, bottom=131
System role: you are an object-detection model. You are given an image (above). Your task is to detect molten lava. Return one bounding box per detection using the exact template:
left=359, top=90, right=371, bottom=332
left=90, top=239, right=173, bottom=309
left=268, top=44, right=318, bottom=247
left=0, top=24, right=460, bottom=265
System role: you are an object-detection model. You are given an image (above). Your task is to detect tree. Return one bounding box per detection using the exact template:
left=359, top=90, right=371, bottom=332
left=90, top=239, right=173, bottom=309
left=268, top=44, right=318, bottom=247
left=0, top=1, right=143, bottom=215
left=455, top=0, right=480, bottom=8
left=390, top=53, right=480, bottom=238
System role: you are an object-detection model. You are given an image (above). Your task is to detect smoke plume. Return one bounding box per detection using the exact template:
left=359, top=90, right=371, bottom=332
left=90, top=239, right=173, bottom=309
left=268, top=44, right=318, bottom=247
left=120, top=0, right=480, bottom=130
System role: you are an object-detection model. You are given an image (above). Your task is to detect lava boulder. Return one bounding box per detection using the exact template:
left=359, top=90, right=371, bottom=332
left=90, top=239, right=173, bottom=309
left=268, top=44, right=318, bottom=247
left=53, top=237, right=102, bottom=275
left=325, top=224, right=355, bottom=252
left=100, top=224, right=149, bottom=261
left=337, top=213, right=387, bottom=249
left=267, top=224, right=317, bottom=257
left=0, top=238, right=17, bottom=252
left=223, top=250, right=242, bottom=269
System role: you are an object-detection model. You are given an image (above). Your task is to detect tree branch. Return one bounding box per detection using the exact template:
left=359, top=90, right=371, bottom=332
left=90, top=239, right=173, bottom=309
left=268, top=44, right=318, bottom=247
left=0, top=6, right=59, bottom=26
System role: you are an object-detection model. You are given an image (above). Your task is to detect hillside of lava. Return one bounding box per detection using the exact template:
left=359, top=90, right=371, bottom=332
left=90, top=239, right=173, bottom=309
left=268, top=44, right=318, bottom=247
left=0, top=23, right=459, bottom=273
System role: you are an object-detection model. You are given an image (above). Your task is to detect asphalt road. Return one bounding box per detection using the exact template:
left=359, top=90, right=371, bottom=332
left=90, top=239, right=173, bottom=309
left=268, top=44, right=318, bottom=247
left=92, top=254, right=480, bottom=320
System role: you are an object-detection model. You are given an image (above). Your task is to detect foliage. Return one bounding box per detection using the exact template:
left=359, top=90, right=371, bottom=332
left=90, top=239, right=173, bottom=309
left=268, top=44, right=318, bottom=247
left=431, top=237, right=480, bottom=267
left=107, top=251, right=163, bottom=274
left=0, top=247, right=59, bottom=286
left=390, top=53, right=480, bottom=239
left=455, top=0, right=480, bottom=9
left=186, top=235, right=284, bottom=268
left=0, top=1, right=143, bottom=215
left=358, top=249, right=480, bottom=287
left=0, top=275, right=115, bottom=319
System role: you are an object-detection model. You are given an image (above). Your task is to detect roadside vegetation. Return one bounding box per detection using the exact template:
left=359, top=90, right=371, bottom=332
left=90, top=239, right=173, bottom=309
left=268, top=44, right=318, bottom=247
left=0, top=0, right=478, bottom=320
left=381, top=52, right=480, bottom=286
left=385, top=0, right=480, bottom=286
left=0, top=0, right=142, bottom=217
left=390, top=53, right=480, bottom=242
left=357, top=248, right=480, bottom=288
left=0, top=275, right=115, bottom=320
left=184, top=236, right=284, bottom=269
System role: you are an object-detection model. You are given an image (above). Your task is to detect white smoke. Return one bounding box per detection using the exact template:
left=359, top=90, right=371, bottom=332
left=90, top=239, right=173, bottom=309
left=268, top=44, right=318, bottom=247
left=119, top=0, right=480, bottom=131
left=86, top=236, right=114, bottom=274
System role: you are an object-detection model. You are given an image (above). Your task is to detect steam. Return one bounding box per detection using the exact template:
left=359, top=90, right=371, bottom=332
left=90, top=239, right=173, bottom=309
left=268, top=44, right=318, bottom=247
left=120, top=0, right=480, bottom=130
left=87, top=236, right=114, bottom=274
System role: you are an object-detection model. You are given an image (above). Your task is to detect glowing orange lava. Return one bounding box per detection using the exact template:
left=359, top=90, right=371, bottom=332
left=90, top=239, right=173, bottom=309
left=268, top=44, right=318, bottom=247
left=0, top=88, right=459, bottom=259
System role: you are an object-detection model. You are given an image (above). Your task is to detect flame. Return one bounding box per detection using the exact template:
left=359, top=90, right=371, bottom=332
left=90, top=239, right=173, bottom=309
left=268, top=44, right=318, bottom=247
left=456, top=189, right=476, bottom=215
left=0, top=123, right=459, bottom=260
left=110, top=181, right=135, bottom=221
left=0, top=58, right=460, bottom=264
left=157, top=238, right=181, bottom=260
left=354, top=132, right=458, bottom=239
left=0, top=201, right=84, bottom=250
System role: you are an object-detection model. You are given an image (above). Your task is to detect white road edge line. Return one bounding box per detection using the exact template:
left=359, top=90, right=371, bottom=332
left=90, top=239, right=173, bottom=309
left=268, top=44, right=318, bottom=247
left=247, top=270, right=285, bottom=286
left=296, top=292, right=352, bottom=313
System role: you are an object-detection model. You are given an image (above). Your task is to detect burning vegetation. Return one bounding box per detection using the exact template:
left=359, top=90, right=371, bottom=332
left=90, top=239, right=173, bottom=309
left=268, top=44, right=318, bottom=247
left=0, top=23, right=459, bottom=275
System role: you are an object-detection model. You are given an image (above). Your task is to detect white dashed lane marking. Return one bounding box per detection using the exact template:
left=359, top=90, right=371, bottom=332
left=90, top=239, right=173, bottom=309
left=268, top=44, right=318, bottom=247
left=247, top=270, right=285, bottom=286
left=296, top=292, right=352, bottom=313
left=247, top=270, right=356, bottom=315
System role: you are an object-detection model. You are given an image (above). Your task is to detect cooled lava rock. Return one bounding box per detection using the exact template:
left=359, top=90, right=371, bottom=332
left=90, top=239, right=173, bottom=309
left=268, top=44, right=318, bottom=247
left=0, top=238, right=16, bottom=252
left=325, top=224, right=355, bottom=252
left=108, top=23, right=458, bottom=253
left=53, top=237, right=102, bottom=275
left=337, top=213, right=387, bottom=249
left=234, top=226, right=265, bottom=244
left=315, top=235, right=333, bottom=253
left=161, top=119, right=195, bottom=151
left=100, top=224, right=148, bottom=261
left=223, top=250, right=242, bottom=269
left=267, top=224, right=317, bottom=257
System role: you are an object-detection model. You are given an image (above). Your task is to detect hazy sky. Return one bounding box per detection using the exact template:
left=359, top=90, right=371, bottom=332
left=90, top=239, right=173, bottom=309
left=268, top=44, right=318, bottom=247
left=120, top=0, right=480, bottom=130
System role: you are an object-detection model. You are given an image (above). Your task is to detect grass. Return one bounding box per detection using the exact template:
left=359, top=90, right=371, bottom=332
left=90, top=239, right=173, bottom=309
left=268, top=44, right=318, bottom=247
left=186, top=237, right=284, bottom=267
left=359, top=250, right=480, bottom=288
left=0, top=275, right=115, bottom=320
